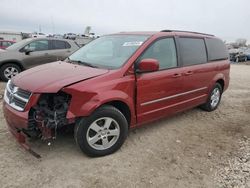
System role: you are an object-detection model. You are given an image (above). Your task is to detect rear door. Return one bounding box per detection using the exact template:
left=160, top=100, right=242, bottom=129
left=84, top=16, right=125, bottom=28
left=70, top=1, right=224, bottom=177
left=177, top=37, right=211, bottom=106
left=136, top=37, right=185, bottom=124
left=50, top=40, right=73, bottom=61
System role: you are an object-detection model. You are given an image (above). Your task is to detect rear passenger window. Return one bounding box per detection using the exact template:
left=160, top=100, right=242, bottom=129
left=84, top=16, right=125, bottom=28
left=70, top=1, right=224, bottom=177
left=179, top=38, right=207, bottom=66
left=206, top=38, right=228, bottom=61
left=53, top=40, right=70, bottom=49
left=140, top=38, right=177, bottom=70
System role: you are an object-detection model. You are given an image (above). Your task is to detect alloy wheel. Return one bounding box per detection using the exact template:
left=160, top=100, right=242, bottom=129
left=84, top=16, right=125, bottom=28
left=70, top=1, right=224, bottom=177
left=210, top=87, right=221, bottom=108
left=4, top=67, right=19, bottom=79
left=86, top=117, right=120, bottom=150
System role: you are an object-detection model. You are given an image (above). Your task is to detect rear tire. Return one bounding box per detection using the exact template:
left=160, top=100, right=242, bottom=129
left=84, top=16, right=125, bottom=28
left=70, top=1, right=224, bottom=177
left=74, top=105, right=128, bottom=157
left=0, top=63, right=21, bottom=82
left=200, top=83, right=222, bottom=112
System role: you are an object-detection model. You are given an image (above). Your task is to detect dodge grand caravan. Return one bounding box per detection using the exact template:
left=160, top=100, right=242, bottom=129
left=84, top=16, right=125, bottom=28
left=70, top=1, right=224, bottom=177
left=3, top=30, right=230, bottom=157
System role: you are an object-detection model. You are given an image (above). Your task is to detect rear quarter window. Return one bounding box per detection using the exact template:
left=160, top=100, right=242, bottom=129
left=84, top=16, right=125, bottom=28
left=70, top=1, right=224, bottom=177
left=206, top=38, right=229, bottom=61
left=53, top=40, right=71, bottom=49
left=179, top=37, right=207, bottom=66
left=65, top=42, right=71, bottom=48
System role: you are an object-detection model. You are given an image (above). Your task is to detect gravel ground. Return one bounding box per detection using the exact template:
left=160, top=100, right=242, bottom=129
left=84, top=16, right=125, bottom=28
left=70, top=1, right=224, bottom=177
left=216, top=137, right=250, bottom=188
left=0, top=64, right=249, bottom=188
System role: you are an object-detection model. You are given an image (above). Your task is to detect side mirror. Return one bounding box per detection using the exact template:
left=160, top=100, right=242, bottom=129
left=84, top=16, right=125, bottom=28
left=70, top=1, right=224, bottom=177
left=24, top=48, right=34, bottom=55
left=138, top=58, right=159, bottom=72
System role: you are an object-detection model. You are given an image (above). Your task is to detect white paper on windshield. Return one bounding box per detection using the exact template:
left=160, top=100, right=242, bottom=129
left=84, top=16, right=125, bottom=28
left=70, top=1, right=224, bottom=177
left=123, top=41, right=143, bottom=47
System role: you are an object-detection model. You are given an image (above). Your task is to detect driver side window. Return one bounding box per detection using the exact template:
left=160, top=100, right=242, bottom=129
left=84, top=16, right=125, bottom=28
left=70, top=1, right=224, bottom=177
left=140, top=38, right=177, bottom=70
left=24, top=40, right=49, bottom=52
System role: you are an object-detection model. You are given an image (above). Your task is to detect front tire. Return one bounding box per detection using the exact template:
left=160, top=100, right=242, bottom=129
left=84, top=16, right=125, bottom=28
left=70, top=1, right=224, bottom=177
left=0, top=63, right=21, bottom=82
left=200, top=83, right=222, bottom=112
left=74, top=105, right=128, bottom=157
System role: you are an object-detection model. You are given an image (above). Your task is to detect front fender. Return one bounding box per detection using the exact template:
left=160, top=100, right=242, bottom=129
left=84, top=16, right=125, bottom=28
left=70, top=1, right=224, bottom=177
left=65, top=89, right=134, bottom=118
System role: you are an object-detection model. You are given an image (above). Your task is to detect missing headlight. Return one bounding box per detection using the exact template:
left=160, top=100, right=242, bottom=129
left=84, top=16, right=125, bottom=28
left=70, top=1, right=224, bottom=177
left=34, top=91, right=71, bottom=129
left=26, top=92, right=71, bottom=140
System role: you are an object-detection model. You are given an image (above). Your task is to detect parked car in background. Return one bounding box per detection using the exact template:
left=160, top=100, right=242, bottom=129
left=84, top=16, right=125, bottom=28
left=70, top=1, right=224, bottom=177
left=53, top=34, right=64, bottom=39
left=229, top=52, right=248, bottom=62
left=30, top=32, right=46, bottom=38
left=64, top=33, right=76, bottom=40
left=0, top=40, right=15, bottom=49
left=46, top=34, right=53, bottom=38
left=2, top=30, right=230, bottom=157
left=0, top=38, right=79, bottom=81
left=244, top=49, right=250, bottom=60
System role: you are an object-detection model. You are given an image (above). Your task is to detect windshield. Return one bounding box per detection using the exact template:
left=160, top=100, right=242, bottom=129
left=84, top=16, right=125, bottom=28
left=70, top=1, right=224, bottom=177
left=68, top=35, right=150, bottom=69
left=6, top=38, right=33, bottom=50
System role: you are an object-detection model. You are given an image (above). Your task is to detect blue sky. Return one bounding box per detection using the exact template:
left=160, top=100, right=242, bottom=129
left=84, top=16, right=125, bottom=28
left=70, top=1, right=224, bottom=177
left=1, top=0, right=249, bottom=42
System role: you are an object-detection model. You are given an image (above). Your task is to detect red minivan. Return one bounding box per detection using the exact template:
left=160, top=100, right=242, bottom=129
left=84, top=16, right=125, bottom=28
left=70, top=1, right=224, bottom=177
left=3, top=30, right=230, bottom=157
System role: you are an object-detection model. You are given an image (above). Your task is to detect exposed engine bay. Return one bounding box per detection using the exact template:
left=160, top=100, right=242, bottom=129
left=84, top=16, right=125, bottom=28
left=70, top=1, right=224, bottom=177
left=24, top=92, right=71, bottom=140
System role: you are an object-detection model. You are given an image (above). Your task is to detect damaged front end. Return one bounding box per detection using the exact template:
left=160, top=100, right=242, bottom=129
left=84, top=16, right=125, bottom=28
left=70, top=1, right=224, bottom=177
left=25, top=91, right=72, bottom=140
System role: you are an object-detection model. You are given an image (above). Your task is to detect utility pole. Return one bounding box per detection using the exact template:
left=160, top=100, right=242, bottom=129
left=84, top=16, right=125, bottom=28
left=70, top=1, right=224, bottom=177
left=51, top=16, right=55, bottom=34
left=39, top=24, right=42, bottom=33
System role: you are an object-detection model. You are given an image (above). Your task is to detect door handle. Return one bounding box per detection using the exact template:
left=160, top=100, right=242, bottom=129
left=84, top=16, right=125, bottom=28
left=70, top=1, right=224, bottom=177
left=44, top=53, right=49, bottom=56
left=184, top=71, right=193, bottom=76
left=172, top=73, right=182, bottom=78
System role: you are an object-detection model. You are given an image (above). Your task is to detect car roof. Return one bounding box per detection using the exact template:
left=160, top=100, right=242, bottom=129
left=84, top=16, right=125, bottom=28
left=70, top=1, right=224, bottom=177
left=112, top=30, right=216, bottom=38
left=28, top=37, right=73, bottom=42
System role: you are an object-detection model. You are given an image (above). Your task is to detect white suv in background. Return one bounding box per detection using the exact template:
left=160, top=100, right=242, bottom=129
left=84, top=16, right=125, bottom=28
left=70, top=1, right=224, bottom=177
left=30, top=32, right=46, bottom=38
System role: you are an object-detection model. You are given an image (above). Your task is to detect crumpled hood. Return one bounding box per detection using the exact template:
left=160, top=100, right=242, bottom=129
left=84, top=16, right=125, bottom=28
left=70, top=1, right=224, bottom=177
left=12, top=61, right=109, bottom=93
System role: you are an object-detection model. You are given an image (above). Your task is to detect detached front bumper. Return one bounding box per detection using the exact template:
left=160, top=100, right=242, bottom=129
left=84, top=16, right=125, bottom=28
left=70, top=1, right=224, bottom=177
left=3, top=95, right=42, bottom=158
left=3, top=101, right=29, bottom=130
left=3, top=93, right=41, bottom=141
left=3, top=94, right=40, bottom=131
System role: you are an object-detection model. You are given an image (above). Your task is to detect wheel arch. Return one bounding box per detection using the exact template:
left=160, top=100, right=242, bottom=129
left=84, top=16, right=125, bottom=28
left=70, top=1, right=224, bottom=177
left=100, top=100, right=132, bottom=127
left=0, top=60, right=25, bottom=71
left=211, top=73, right=226, bottom=92
left=216, top=79, right=224, bottom=91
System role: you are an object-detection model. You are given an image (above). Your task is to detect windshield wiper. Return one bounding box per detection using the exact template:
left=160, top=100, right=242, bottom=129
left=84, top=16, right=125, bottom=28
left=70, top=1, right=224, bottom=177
left=66, top=58, right=97, bottom=68
left=77, top=61, right=98, bottom=68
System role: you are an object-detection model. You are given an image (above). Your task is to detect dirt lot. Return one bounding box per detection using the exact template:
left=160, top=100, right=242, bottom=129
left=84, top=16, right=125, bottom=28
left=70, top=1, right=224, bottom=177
left=0, top=64, right=249, bottom=188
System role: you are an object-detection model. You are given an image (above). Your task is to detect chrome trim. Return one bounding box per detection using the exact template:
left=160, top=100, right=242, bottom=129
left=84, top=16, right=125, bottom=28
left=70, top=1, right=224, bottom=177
left=12, top=91, right=29, bottom=103
left=141, top=87, right=208, bottom=106
left=4, top=80, right=32, bottom=111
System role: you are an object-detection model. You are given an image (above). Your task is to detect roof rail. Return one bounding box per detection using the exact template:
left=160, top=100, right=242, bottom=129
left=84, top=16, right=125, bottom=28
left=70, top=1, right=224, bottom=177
left=161, top=30, right=214, bottom=37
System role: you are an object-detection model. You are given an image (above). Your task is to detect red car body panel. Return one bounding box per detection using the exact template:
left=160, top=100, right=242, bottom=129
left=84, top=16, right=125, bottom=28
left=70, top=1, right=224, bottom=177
left=12, top=62, right=109, bottom=93
left=3, top=31, right=230, bottom=138
left=3, top=94, right=40, bottom=129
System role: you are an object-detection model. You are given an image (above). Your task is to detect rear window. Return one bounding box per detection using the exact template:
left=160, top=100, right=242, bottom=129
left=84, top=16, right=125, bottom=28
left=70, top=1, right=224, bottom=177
left=179, top=38, right=207, bottom=66
left=53, top=40, right=71, bottom=49
left=206, top=38, right=228, bottom=61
